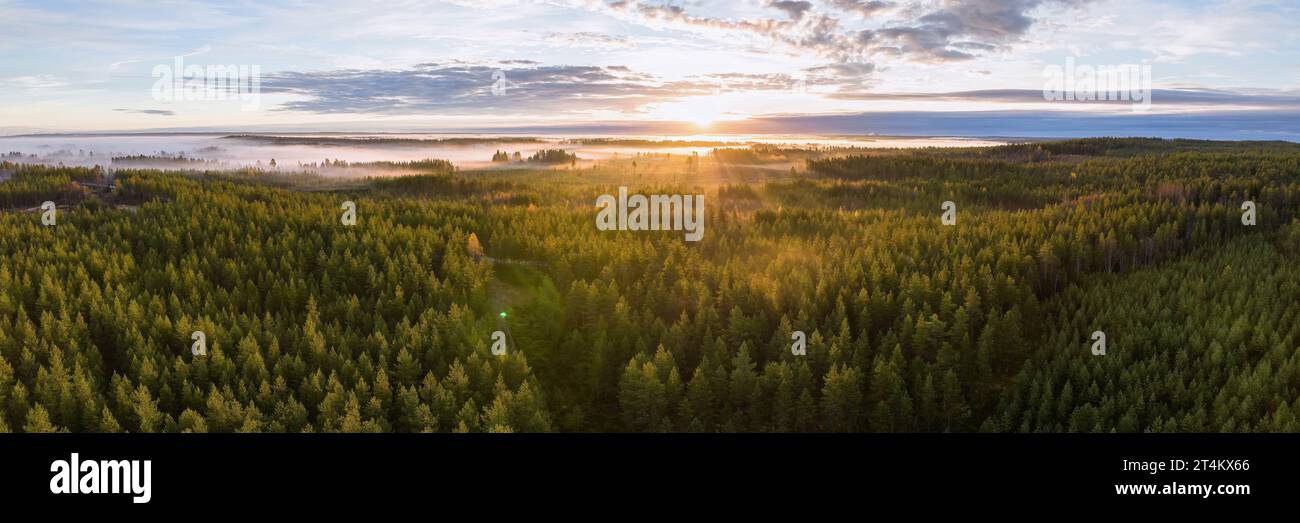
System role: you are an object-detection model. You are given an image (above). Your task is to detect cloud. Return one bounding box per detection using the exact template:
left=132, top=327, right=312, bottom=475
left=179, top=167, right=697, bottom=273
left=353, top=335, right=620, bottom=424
left=1, top=75, right=68, bottom=89
left=262, top=64, right=1300, bottom=120
left=822, top=0, right=895, bottom=18
left=579, top=0, right=1092, bottom=80
left=114, top=108, right=176, bottom=116
left=533, top=1, right=1090, bottom=69
left=543, top=31, right=634, bottom=48
left=861, top=0, right=1092, bottom=63
left=768, top=1, right=814, bottom=20
left=258, top=60, right=902, bottom=116
left=718, top=109, right=1300, bottom=140
left=254, top=56, right=953, bottom=121
left=699, top=72, right=803, bottom=91
left=826, top=88, right=1300, bottom=109
left=261, top=62, right=723, bottom=115
left=594, top=0, right=867, bottom=63
left=109, top=44, right=212, bottom=71
left=803, top=62, right=877, bottom=88
left=260, top=56, right=1300, bottom=119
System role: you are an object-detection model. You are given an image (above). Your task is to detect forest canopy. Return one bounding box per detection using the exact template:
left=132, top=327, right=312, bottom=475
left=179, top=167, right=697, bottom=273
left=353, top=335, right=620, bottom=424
left=1, top=137, right=1297, bottom=432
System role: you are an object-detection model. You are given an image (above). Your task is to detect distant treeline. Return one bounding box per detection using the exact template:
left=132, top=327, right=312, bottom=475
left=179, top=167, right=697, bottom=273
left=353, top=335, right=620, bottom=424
left=111, top=155, right=220, bottom=165
left=492, top=149, right=577, bottom=164
left=936, top=137, right=1300, bottom=161
left=561, top=139, right=747, bottom=147
left=309, top=158, right=455, bottom=172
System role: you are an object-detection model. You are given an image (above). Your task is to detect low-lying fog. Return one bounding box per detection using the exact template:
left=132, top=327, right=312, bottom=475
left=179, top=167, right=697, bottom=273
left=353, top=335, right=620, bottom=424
left=0, top=133, right=1006, bottom=176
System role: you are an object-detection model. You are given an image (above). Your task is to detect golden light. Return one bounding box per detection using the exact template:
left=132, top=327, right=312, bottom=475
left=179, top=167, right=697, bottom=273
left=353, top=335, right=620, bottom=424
left=689, top=114, right=718, bottom=129
left=647, top=93, right=751, bottom=129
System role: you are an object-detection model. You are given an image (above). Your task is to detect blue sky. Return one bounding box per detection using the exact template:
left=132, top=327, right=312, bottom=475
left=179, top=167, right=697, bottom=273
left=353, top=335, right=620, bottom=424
left=1, top=0, right=1298, bottom=138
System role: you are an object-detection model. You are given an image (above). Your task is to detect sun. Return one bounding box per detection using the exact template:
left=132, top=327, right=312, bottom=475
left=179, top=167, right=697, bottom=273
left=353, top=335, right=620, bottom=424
left=647, top=94, right=749, bottom=130
left=689, top=114, right=718, bottom=129
left=682, top=108, right=748, bottom=130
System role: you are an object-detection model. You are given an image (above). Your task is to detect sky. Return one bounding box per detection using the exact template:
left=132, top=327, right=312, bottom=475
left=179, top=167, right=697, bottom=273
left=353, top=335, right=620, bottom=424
left=1, top=0, right=1298, bottom=138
